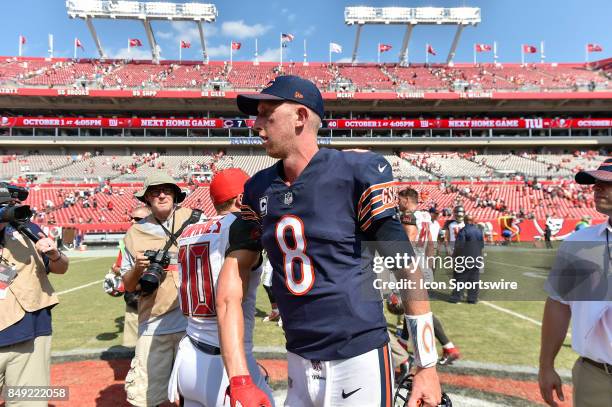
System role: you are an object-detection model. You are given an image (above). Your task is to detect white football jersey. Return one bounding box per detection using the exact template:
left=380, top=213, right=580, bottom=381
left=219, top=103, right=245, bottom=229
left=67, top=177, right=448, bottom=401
left=447, top=220, right=465, bottom=248
left=177, top=213, right=262, bottom=350
left=413, top=210, right=432, bottom=247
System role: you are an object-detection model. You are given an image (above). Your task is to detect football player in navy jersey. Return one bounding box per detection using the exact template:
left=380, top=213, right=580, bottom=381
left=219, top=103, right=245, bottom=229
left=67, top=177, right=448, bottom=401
left=217, top=76, right=441, bottom=407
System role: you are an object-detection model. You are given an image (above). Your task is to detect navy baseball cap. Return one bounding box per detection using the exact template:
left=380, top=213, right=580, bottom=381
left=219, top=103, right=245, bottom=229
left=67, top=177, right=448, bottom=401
left=237, top=75, right=324, bottom=120
left=575, top=157, right=612, bottom=184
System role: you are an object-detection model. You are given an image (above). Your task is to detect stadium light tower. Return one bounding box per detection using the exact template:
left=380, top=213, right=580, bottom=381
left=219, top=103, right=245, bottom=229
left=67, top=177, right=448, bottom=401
left=345, top=6, right=480, bottom=65
left=66, top=1, right=218, bottom=62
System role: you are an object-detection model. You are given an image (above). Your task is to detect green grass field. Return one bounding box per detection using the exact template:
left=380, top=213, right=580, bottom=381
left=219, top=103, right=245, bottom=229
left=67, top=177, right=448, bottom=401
left=49, top=245, right=576, bottom=370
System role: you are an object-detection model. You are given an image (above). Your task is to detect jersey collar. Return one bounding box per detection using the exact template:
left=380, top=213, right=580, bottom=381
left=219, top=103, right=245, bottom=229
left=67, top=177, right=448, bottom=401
left=274, top=148, right=328, bottom=186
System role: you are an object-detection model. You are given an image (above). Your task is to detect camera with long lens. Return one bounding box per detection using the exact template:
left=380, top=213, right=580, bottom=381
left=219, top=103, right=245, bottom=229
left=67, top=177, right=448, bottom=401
left=139, top=249, right=171, bottom=295
left=0, top=183, right=38, bottom=243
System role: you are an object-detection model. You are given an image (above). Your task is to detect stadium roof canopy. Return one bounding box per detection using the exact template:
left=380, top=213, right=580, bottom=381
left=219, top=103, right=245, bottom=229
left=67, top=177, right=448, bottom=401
left=66, top=0, right=217, bottom=62
left=344, top=6, right=481, bottom=65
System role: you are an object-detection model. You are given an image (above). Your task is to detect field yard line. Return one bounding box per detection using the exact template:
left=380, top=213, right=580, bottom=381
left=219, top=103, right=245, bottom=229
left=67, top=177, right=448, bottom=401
left=480, top=301, right=542, bottom=327
left=481, top=300, right=572, bottom=338
left=486, top=259, right=546, bottom=272
left=67, top=258, right=104, bottom=264
left=57, top=280, right=103, bottom=296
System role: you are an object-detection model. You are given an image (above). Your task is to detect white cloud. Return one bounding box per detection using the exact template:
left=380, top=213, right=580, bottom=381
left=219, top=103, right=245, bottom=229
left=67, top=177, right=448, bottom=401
left=303, top=25, right=316, bottom=37
left=111, top=47, right=154, bottom=60
left=256, top=47, right=281, bottom=62
left=336, top=57, right=352, bottom=63
left=280, top=8, right=295, bottom=21
left=221, top=20, right=271, bottom=39
left=156, top=31, right=174, bottom=40
left=168, top=21, right=218, bottom=44
left=207, top=44, right=230, bottom=58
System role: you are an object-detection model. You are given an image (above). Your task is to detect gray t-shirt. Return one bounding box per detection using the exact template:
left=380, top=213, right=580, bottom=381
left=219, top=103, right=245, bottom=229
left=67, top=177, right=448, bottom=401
left=120, top=216, right=187, bottom=336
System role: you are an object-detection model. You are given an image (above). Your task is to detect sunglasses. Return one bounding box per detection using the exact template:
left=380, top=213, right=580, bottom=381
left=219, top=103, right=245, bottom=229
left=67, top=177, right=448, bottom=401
left=146, top=186, right=175, bottom=197
left=130, top=216, right=144, bottom=222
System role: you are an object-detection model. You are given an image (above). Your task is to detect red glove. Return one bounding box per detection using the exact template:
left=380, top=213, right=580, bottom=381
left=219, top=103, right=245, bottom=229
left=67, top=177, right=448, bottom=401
left=227, top=375, right=271, bottom=407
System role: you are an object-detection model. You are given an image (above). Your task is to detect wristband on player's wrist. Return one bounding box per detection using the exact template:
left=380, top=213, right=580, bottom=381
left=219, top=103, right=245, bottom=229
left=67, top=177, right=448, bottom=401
left=230, top=375, right=253, bottom=387
left=405, top=312, right=438, bottom=368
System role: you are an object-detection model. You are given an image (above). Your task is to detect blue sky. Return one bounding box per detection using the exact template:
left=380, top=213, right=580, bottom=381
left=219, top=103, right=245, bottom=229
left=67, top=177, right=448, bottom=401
left=0, top=0, right=610, bottom=64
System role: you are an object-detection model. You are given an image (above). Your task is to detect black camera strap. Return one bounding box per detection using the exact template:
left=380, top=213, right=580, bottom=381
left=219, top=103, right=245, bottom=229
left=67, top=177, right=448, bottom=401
left=158, top=208, right=203, bottom=255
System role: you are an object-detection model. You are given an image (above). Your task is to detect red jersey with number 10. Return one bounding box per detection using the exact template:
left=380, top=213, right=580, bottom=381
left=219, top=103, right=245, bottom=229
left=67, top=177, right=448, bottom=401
left=240, top=148, right=398, bottom=360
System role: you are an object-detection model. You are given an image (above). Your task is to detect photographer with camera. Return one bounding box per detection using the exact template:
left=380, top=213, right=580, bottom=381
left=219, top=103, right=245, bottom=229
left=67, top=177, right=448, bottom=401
left=120, top=174, right=201, bottom=407
left=0, top=183, right=69, bottom=405
left=104, top=206, right=151, bottom=348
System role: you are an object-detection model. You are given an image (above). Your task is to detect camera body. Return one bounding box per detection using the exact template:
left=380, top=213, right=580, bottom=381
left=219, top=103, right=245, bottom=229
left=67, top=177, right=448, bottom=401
left=139, top=249, right=171, bottom=295
left=0, top=183, right=31, bottom=223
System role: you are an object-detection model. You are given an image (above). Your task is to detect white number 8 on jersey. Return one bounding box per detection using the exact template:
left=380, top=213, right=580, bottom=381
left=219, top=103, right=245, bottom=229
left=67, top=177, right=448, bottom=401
left=275, top=215, right=315, bottom=295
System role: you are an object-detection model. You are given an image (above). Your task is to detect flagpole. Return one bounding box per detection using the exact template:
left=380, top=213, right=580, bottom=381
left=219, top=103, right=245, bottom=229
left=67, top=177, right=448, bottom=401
left=585, top=44, right=588, bottom=64
left=48, top=34, right=54, bottom=59
left=74, top=38, right=77, bottom=60
left=540, top=41, right=545, bottom=64
left=254, top=38, right=259, bottom=65
left=521, top=44, right=524, bottom=65
left=473, top=44, right=476, bottom=65
left=329, top=44, right=332, bottom=65
left=425, top=43, right=428, bottom=65
left=377, top=43, right=380, bottom=64
left=280, top=33, right=283, bottom=67
left=230, top=41, right=233, bottom=66
left=18, top=35, right=22, bottom=57
left=493, top=41, right=498, bottom=64
left=303, top=39, right=307, bottom=65
left=128, top=38, right=130, bottom=57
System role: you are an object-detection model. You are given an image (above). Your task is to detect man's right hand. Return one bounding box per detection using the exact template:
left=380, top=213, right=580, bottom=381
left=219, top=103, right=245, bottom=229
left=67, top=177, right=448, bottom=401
left=538, top=366, right=565, bottom=407
left=228, top=375, right=271, bottom=407
left=133, top=252, right=150, bottom=274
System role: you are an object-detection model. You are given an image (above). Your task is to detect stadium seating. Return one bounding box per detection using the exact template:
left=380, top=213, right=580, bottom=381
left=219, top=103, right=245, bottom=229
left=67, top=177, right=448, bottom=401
left=3, top=58, right=609, bottom=92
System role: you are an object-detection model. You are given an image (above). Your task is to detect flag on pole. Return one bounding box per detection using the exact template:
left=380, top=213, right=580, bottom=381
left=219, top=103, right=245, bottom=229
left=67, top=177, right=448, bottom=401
left=329, top=42, right=342, bottom=54
left=522, top=44, right=537, bottom=53
left=379, top=44, right=392, bottom=53
left=281, top=33, right=295, bottom=42
left=180, top=40, right=191, bottom=49
left=587, top=43, right=603, bottom=52
left=475, top=43, right=492, bottom=52
left=75, top=38, right=84, bottom=49
left=231, top=41, right=242, bottom=50
left=281, top=33, right=294, bottom=48
left=18, top=35, right=26, bottom=57
left=129, top=39, right=143, bottom=47
left=427, top=44, right=436, bottom=55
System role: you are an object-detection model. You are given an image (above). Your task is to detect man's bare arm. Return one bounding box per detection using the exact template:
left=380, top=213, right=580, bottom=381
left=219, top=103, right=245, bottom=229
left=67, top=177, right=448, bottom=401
left=538, top=298, right=571, bottom=406
left=217, top=249, right=259, bottom=378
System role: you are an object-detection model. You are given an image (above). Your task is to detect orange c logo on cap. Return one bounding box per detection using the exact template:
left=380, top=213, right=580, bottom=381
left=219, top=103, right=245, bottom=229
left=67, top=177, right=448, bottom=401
left=294, top=91, right=304, bottom=99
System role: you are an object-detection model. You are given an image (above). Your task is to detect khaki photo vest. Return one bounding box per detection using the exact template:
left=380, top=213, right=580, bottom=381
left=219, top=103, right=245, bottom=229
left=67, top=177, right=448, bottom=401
left=0, top=228, right=59, bottom=331
left=124, top=207, right=193, bottom=324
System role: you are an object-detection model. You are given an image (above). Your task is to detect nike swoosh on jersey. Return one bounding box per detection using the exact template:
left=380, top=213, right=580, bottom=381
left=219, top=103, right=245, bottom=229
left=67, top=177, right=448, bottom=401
left=341, top=387, right=361, bottom=399
left=378, top=164, right=387, bottom=173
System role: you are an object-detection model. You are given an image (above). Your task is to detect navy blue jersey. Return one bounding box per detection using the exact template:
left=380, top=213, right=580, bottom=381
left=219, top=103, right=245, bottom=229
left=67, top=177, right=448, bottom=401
left=241, top=148, right=398, bottom=360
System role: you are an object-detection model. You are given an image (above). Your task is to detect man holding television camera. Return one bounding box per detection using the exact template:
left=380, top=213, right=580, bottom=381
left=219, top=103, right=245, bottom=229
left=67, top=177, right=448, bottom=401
left=121, top=174, right=201, bottom=407
left=0, top=183, right=69, bottom=406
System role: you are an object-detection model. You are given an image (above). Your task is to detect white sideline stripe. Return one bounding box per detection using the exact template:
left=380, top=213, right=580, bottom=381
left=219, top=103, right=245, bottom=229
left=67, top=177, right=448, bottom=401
left=68, top=258, right=100, bottom=264
left=486, top=259, right=546, bottom=272
left=481, top=301, right=542, bottom=327
left=57, top=280, right=103, bottom=296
